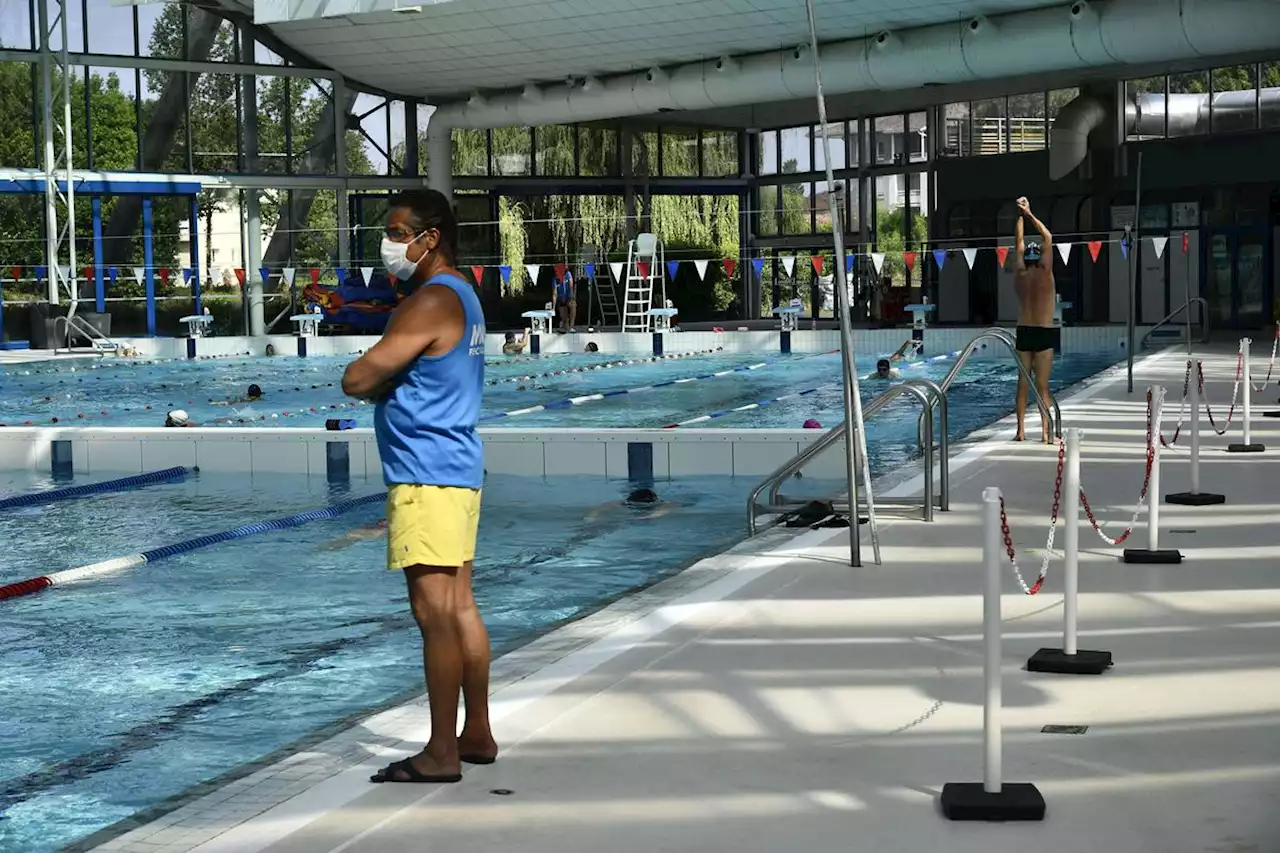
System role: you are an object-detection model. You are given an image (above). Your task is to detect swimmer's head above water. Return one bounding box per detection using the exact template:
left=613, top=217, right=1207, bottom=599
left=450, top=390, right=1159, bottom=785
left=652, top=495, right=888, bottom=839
left=585, top=342, right=599, bottom=353
left=1023, top=241, right=1043, bottom=267
left=875, top=358, right=893, bottom=378
left=246, top=384, right=263, bottom=400
left=625, top=487, right=659, bottom=506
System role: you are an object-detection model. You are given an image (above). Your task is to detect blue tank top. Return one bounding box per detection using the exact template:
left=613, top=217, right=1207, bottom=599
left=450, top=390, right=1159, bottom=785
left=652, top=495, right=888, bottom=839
left=374, top=273, right=486, bottom=488
left=556, top=271, right=573, bottom=300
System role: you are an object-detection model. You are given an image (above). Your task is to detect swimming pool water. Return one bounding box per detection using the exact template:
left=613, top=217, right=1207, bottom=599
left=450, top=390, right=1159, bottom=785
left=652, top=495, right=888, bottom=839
left=0, top=472, right=764, bottom=853
left=0, top=348, right=1118, bottom=433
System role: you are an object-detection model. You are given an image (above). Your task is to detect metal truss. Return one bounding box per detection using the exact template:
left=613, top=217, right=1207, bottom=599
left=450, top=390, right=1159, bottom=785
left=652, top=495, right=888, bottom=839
left=37, top=0, right=77, bottom=313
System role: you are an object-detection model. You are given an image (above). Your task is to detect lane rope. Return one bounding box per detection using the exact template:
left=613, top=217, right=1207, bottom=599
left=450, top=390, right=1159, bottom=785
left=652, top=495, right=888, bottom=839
left=0, top=492, right=385, bottom=602
left=0, top=466, right=194, bottom=512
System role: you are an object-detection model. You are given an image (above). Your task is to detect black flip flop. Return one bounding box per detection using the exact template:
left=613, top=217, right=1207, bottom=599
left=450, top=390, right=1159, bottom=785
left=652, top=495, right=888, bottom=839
left=461, top=753, right=497, bottom=766
left=370, top=757, right=462, bottom=784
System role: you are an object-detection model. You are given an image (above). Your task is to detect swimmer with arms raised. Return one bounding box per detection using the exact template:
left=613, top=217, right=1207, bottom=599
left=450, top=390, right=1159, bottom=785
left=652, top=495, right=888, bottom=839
left=1013, top=196, right=1056, bottom=443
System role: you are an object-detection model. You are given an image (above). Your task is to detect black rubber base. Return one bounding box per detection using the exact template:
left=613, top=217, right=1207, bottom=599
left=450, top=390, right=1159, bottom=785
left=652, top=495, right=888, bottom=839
left=940, top=782, right=1046, bottom=822
left=1027, top=647, right=1113, bottom=675
left=1122, top=548, right=1183, bottom=564
left=1262, top=410, right=1280, bottom=418
left=1227, top=443, right=1265, bottom=453
left=1165, top=491, right=1225, bottom=506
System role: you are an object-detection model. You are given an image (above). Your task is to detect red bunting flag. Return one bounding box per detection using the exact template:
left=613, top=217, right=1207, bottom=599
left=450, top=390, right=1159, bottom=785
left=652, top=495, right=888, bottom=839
left=158, top=268, right=170, bottom=286
left=1087, top=241, right=1102, bottom=262
left=470, top=265, right=485, bottom=284
left=994, top=246, right=1009, bottom=269
left=1182, top=232, right=1189, bottom=255
left=723, top=257, right=737, bottom=277
left=308, top=268, right=320, bottom=286
left=82, top=266, right=94, bottom=284
left=9, top=266, right=20, bottom=282
left=234, top=268, right=246, bottom=286
left=637, top=261, right=650, bottom=280
left=810, top=254, right=823, bottom=276
left=902, top=251, right=916, bottom=273
left=554, top=263, right=567, bottom=281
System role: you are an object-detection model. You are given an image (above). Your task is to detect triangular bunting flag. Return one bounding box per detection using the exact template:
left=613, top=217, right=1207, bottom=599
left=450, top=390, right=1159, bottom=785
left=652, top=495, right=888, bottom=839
left=554, top=263, right=567, bottom=281
left=308, top=268, right=319, bottom=286
left=995, top=246, right=1009, bottom=268
left=810, top=255, right=823, bottom=276
left=1087, top=241, right=1102, bottom=262
left=259, top=267, right=271, bottom=286
left=132, top=267, right=145, bottom=284
left=637, top=261, right=650, bottom=280
left=845, top=253, right=855, bottom=273
left=360, top=266, right=374, bottom=286
left=870, top=253, right=885, bottom=275
left=1120, top=237, right=1130, bottom=260
left=1056, top=242, right=1072, bottom=265
left=525, top=263, right=541, bottom=286
left=1151, top=236, right=1168, bottom=259
left=470, top=265, right=485, bottom=284
left=8, top=266, right=20, bottom=282
left=58, top=266, right=70, bottom=281
left=182, top=268, right=192, bottom=285
left=751, top=257, right=764, bottom=279
left=932, top=249, right=947, bottom=271
left=722, top=257, right=737, bottom=278
left=781, top=255, right=796, bottom=277
left=35, top=266, right=46, bottom=282
left=108, top=267, right=118, bottom=284
left=1182, top=233, right=1189, bottom=255
left=336, top=268, right=347, bottom=286
left=282, top=267, right=296, bottom=286
left=499, top=266, right=512, bottom=292
left=583, top=262, right=595, bottom=280
left=962, top=248, right=978, bottom=269
left=233, top=268, right=246, bottom=286
left=209, top=265, right=219, bottom=286
left=903, top=251, right=916, bottom=273
left=81, top=266, right=94, bottom=284
left=158, top=268, right=170, bottom=286
left=667, top=260, right=679, bottom=281
left=694, top=259, right=709, bottom=281
left=609, top=262, right=624, bottom=283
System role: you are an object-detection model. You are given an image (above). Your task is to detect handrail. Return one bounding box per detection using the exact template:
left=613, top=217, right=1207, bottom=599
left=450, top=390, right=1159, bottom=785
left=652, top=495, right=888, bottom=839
left=1140, top=296, right=1209, bottom=350
left=54, top=314, right=116, bottom=354
left=933, top=328, right=1061, bottom=439
left=906, top=377, right=949, bottom=511
left=748, top=381, right=939, bottom=536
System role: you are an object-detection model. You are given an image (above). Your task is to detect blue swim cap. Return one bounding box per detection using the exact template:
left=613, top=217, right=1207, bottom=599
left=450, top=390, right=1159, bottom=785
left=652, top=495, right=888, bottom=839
left=1024, top=242, right=1043, bottom=263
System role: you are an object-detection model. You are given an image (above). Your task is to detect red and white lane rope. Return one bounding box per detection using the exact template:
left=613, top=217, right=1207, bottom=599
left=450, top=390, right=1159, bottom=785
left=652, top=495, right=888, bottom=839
left=1249, top=324, right=1280, bottom=393
left=996, top=439, right=1065, bottom=596
left=1200, top=349, right=1244, bottom=436
left=1080, top=388, right=1159, bottom=546
left=1158, top=359, right=1195, bottom=448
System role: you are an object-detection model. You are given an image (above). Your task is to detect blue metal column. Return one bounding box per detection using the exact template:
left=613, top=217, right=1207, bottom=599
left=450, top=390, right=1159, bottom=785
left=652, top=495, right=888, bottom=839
left=91, top=197, right=105, bottom=313
left=189, top=196, right=202, bottom=315
left=143, top=198, right=156, bottom=336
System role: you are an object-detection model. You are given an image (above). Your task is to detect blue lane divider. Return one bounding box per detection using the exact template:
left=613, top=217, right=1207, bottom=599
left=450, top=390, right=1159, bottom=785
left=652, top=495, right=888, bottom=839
left=140, top=492, right=386, bottom=561
left=0, top=466, right=195, bottom=512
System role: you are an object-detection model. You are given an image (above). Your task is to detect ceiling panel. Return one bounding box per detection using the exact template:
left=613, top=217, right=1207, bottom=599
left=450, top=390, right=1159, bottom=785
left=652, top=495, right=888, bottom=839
left=248, top=0, right=1065, bottom=100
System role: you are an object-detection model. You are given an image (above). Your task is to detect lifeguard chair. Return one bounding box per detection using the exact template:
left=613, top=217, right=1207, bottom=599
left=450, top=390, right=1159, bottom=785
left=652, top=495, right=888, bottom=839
left=622, top=233, right=664, bottom=333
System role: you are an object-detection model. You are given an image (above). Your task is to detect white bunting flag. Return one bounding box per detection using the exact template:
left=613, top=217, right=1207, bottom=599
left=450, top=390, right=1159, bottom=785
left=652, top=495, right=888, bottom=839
left=132, top=266, right=146, bottom=284
left=870, top=253, right=886, bottom=275
left=609, top=261, right=625, bottom=283
left=781, top=255, right=796, bottom=277
left=281, top=267, right=296, bottom=286
left=1056, top=242, right=1073, bottom=265
left=525, top=264, right=542, bottom=286
left=1150, top=236, right=1168, bottom=259
left=694, top=259, right=709, bottom=281
left=962, top=248, right=978, bottom=270
left=209, top=265, right=220, bottom=286
left=58, top=266, right=71, bottom=281
left=361, top=266, right=375, bottom=286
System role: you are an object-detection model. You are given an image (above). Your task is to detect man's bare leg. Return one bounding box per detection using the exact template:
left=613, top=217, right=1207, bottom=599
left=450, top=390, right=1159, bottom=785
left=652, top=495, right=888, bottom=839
left=1014, top=350, right=1033, bottom=441
left=1033, top=348, right=1055, bottom=443
left=455, top=559, right=498, bottom=762
left=568, top=299, right=577, bottom=330
left=378, top=565, right=463, bottom=781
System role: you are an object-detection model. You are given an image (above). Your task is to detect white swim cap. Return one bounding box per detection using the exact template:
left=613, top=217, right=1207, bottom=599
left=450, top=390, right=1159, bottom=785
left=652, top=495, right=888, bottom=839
left=168, top=409, right=189, bottom=425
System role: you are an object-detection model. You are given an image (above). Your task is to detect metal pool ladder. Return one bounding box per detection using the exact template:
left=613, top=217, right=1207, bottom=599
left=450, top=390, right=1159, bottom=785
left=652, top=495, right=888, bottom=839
left=746, top=328, right=1061, bottom=537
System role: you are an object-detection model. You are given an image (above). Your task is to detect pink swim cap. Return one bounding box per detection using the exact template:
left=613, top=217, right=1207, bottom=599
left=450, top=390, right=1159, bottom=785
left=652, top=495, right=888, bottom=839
left=803, top=419, right=822, bottom=429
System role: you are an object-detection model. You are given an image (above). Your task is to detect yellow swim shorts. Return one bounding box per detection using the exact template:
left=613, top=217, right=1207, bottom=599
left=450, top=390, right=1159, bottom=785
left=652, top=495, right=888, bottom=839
left=385, top=484, right=482, bottom=570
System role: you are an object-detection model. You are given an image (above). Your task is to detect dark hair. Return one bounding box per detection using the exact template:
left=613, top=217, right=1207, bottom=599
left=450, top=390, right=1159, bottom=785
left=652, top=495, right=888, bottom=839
left=388, top=188, right=458, bottom=263
left=586, top=342, right=599, bottom=352
left=877, top=358, right=890, bottom=370
left=247, top=384, right=263, bottom=397
left=626, top=488, right=658, bottom=505
left=505, top=331, right=516, bottom=341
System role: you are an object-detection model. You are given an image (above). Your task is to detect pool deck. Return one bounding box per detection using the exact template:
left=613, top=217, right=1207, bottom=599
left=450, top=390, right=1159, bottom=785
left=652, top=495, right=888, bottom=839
left=88, top=342, right=1280, bottom=853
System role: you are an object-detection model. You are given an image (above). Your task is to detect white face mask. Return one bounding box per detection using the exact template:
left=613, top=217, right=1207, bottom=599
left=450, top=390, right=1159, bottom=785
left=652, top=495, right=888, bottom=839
left=380, top=233, right=427, bottom=281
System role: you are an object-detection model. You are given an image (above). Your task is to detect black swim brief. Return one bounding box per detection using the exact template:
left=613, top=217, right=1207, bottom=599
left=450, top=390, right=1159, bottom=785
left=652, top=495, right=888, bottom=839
left=1015, top=325, right=1060, bottom=353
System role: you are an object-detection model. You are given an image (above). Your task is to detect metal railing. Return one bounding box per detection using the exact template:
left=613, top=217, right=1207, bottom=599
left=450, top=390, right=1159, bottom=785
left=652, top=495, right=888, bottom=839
left=53, top=314, right=118, bottom=354
left=1140, top=297, right=1210, bottom=350
left=747, top=378, right=946, bottom=536
left=932, top=328, right=1061, bottom=439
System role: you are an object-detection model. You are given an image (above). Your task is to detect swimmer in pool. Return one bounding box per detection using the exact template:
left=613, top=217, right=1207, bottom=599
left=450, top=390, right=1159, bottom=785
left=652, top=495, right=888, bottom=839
left=502, top=330, right=528, bottom=355
left=164, top=409, right=196, bottom=427
left=212, top=384, right=264, bottom=406
left=889, top=339, right=923, bottom=362
left=585, top=341, right=599, bottom=353
left=865, top=358, right=901, bottom=381
left=583, top=487, right=680, bottom=524
left=319, top=518, right=388, bottom=550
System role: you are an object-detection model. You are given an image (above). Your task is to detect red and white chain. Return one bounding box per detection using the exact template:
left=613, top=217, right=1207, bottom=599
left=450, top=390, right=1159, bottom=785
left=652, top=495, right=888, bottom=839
left=996, top=440, right=1065, bottom=595
left=1158, top=359, right=1194, bottom=448
left=1249, top=324, right=1280, bottom=393
left=1080, top=388, right=1159, bottom=546
left=1200, top=350, right=1244, bottom=436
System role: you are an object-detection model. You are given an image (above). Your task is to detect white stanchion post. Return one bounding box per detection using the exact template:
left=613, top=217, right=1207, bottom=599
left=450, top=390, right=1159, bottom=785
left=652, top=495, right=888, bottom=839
left=1168, top=359, right=1225, bottom=506
left=1125, top=386, right=1183, bottom=564
left=1229, top=338, right=1265, bottom=453
left=1027, top=430, right=1112, bottom=674
left=942, top=488, right=1046, bottom=821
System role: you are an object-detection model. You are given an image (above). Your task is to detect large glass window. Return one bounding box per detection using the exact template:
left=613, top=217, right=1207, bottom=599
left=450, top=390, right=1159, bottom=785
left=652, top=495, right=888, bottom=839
left=811, top=123, right=846, bottom=172
left=1168, top=70, right=1210, bottom=137
left=534, top=125, right=574, bottom=176
left=660, top=127, right=698, bottom=177
left=757, top=185, right=779, bottom=237
left=1211, top=66, right=1258, bottom=133
left=1126, top=76, right=1166, bottom=139
left=1007, top=93, right=1046, bottom=151
left=578, top=126, right=618, bottom=176
left=757, top=130, right=778, bottom=176
left=780, top=183, right=810, bottom=234
left=873, top=114, right=901, bottom=165
left=940, top=102, right=971, bottom=158
left=1047, top=88, right=1079, bottom=145
left=702, top=129, right=737, bottom=176
left=972, top=97, right=1007, bottom=154
left=1265, top=62, right=1280, bottom=129
left=907, top=112, right=928, bottom=162
left=491, top=126, right=531, bottom=176
left=779, top=126, right=811, bottom=173
left=452, top=129, right=488, bottom=176
left=631, top=130, right=658, bottom=177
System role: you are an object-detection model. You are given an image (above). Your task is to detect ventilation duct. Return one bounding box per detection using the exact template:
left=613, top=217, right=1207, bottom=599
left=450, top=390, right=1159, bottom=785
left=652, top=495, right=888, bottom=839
left=1049, top=85, right=1280, bottom=179
left=429, top=0, right=1280, bottom=131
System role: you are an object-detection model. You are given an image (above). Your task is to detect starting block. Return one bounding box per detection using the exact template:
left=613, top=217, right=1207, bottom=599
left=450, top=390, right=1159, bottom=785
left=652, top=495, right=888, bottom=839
left=178, top=314, right=213, bottom=337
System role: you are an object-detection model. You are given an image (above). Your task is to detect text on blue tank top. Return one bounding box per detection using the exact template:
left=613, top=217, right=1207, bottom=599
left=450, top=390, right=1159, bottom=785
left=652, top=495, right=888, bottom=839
left=374, top=273, right=486, bottom=488
left=556, top=273, right=573, bottom=300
